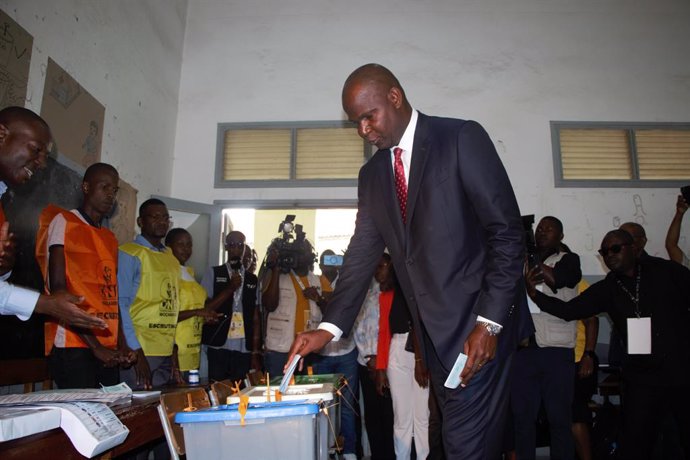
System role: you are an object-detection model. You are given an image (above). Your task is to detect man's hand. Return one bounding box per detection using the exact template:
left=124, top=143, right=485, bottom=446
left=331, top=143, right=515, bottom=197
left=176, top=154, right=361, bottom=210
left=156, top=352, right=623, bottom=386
left=198, top=308, right=223, bottom=324
left=118, top=345, right=138, bottom=367
left=375, top=369, right=389, bottom=396
left=676, top=195, right=689, bottom=216
left=578, top=353, right=595, bottom=379
left=460, top=323, right=498, bottom=386
left=414, top=358, right=429, bottom=388
left=35, top=292, right=107, bottom=330
left=0, top=221, right=16, bottom=276
left=227, top=271, right=242, bottom=291
left=133, top=348, right=152, bottom=390
left=524, top=265, right=543, bottom=299
left=92, top=345, right=122, bottom=368
left=284, top=329, right=333, bottom=373
left=302, top=286, right=321, bottom=302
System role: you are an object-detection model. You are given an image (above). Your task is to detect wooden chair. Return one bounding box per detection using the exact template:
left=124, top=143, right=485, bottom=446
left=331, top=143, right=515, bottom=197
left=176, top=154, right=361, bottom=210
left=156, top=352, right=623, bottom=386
left=158, top=388, right=211, bottom=459
left=0, top=358, right=53, bottom=392
left=209, top=379, right=237, bottom=406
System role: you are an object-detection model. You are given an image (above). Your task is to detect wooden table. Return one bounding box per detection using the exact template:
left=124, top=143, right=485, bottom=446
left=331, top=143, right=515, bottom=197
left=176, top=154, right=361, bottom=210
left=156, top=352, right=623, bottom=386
left=0, top=395, right=164, bottom=459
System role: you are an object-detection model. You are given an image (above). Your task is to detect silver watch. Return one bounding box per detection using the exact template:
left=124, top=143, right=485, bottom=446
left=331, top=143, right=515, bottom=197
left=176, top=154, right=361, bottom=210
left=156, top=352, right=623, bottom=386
left=478, top=321, right=502, bottom=336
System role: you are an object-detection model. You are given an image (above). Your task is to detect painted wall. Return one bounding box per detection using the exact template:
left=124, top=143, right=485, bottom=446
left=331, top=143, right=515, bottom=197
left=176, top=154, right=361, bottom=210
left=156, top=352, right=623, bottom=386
left=172, top=0, right=690, bottom=276
left=0, top=0, right=187, bottom=201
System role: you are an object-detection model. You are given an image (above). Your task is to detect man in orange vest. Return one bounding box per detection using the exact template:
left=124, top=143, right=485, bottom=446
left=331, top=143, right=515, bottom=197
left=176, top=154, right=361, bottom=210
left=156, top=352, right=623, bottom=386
left=0, top=106, right=106, bottom=330
left=36, top=162, right=135, bottom=388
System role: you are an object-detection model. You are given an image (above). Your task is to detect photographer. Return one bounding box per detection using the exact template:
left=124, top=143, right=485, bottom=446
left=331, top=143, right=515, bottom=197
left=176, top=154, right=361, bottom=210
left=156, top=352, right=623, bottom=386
left=512, top=216, right=582, bottom=460
left=262, top=225, right=331, bottom=377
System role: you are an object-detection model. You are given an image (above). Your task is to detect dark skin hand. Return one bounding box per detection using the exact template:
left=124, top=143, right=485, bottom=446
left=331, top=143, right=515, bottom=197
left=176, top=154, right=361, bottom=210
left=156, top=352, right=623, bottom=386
left=459, top=324, right=498, bottom=387
left=0, top=221, right=16, bottom=276
left=132, top=348, right=153, bottom=390
left=375, top=369, right=390, bottom=396
left=285, top=329, right=334, bottom=373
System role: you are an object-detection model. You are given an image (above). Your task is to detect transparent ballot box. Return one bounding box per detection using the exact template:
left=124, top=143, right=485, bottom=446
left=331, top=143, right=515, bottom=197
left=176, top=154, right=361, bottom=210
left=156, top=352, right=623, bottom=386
left=175, top=400, right=328, bottom=460
left=228, top=382, right=340, bottom=455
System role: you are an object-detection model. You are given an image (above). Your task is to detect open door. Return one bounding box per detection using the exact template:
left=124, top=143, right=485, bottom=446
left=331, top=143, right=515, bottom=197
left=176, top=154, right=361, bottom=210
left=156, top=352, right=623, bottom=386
left=152, top=195, right=223, bottom=281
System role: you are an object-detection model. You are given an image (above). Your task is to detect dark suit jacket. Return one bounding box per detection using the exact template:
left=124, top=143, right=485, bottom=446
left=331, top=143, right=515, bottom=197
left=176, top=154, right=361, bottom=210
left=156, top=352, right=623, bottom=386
left=324, top=113, right=533, bottom=371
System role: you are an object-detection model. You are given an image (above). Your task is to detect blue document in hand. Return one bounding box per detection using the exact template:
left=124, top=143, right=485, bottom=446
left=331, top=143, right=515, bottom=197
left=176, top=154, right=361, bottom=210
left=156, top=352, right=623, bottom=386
left=444, top=352, right=468, bottom=389
left=279, top=354, right=301, bottom=393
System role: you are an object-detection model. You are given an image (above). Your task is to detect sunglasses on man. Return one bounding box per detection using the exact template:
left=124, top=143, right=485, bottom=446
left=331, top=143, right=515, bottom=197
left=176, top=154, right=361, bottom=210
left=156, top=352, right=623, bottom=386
left=598, top=243, right=631, bottom=257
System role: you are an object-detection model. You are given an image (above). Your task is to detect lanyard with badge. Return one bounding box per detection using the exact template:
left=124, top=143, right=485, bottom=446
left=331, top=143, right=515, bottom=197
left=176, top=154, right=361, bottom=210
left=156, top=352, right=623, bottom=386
left=226, top=262, right=246, bottom=339
left=291, top=269, right=319, bottom=331
left=615, top=265, right=651, bottom=354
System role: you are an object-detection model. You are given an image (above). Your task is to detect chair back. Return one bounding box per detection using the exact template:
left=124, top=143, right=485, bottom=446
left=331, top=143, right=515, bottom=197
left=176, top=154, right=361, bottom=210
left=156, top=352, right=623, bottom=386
left=158, top=388, right=211, bottom=457
left=0, top=358, right=52, bottom=392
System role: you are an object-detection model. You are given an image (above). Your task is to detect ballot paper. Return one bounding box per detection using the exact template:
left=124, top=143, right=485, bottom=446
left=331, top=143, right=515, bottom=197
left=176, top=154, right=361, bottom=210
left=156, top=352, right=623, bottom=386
left=35, top=402, right=129, bottom=458
left=279, top=354, right=302, bottom=393
left=0, top=383, right=133, bottom=406
left=0, top=406, right=61, bottom=441
left=444, top=352, right=468, bottom=389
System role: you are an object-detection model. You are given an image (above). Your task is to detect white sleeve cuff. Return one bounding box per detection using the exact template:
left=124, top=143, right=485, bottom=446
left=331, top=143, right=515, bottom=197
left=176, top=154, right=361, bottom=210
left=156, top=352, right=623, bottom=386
left=317, top=322, right=343, bottom=341
left=7, top=285, right=40, bottom=321
left=477, top=315, right=503, bottom=329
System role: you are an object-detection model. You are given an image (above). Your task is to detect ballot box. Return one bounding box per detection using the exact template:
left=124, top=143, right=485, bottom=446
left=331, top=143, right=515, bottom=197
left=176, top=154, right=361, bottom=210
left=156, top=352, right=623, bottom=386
left=175, top=400, right=328, bottom=460
left=227, top=382, right=339, bottom=456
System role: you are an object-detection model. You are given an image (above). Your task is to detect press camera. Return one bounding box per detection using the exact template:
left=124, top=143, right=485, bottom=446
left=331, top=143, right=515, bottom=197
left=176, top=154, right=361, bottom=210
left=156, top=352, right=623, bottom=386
left=269, top=215, right=314, bottom=273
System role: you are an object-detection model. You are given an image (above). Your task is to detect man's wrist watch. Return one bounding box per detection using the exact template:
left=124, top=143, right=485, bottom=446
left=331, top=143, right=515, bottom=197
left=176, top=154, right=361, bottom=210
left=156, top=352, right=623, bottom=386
left=478, top=321, right=502, bottom=336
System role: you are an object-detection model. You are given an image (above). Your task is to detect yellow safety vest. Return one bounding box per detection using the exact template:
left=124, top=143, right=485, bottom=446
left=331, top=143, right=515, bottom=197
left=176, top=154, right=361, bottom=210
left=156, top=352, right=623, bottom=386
left=120, top=242, right=180, bottom=356
left=175, top=266, right=207, bottom=371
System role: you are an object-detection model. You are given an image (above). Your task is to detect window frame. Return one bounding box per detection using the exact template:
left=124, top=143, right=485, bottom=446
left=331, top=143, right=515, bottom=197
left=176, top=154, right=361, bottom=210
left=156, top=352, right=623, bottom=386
left=551, top=121, right=690, bottom=188
left=214, top=120, right=371, bottom=188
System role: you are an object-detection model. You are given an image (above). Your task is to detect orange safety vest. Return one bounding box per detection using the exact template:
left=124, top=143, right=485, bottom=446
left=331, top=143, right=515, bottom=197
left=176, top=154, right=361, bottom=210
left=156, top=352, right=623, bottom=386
left=36, top=205, right=119, bottom=354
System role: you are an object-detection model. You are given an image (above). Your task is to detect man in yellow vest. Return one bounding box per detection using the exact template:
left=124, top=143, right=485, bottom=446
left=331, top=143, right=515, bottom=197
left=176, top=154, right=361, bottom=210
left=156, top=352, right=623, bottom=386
left=36, top=162, right=134, bottom=388
left=118, top=198, right=180, bottom=389
left=0, top=105, right=106, bottom=330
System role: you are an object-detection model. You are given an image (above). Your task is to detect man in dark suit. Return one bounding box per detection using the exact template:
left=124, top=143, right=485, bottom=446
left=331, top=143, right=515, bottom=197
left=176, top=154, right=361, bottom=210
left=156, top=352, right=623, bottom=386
left=286, top=63, right=533, bottom=458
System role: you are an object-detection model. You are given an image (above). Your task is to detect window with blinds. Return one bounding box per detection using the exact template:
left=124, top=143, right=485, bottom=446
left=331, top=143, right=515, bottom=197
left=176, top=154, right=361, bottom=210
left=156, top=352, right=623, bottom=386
left=551, top=122, right=690, bottom=187
left=216, top=122, right=369, bottom=187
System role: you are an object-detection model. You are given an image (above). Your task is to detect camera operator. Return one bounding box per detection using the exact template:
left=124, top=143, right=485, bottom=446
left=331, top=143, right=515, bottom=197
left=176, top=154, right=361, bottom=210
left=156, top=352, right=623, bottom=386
left=262, top=234, right=331, bottom=377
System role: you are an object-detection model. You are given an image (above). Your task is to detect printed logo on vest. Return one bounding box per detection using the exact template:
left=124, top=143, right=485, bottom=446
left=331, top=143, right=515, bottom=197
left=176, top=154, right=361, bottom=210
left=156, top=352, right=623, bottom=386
left=159, top=276, right=177, bottom=316
left=98, top=260, right=118, bottom=306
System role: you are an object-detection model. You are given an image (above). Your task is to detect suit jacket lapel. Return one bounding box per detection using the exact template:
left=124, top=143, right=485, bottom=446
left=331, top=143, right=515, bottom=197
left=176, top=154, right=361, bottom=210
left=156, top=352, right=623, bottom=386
left=406, top=114, right=431, bottom=230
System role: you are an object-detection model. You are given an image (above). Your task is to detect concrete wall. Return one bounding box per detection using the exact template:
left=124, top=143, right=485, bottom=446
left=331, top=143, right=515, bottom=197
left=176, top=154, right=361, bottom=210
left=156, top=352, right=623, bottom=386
left=172, top=0, right=690, bottom=275
left=4, top=1, right=690, bottom=276
left=0, top=0, right=187, bottom=200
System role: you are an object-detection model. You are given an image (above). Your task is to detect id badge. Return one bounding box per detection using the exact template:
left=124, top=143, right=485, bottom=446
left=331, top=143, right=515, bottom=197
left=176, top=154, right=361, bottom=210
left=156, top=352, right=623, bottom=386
left=627, top=317, right=651, bottom=354
left=304, top=309, right=313, bottom=331
left=228, top=311, right=245, bottom=339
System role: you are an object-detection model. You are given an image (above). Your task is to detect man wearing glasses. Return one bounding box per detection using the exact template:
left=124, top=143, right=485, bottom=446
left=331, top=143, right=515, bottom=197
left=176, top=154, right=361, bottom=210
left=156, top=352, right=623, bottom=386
left=525, top=229, right=690, bottom=460
left=200, top=231, right=261, bottom=383
left=118, top=198, right=180, bottom=390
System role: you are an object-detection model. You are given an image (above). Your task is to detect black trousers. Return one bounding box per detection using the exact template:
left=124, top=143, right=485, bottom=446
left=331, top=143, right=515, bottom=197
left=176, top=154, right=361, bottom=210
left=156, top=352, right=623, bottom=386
left=359, top=363, right=395, bottom=460
left=49, top=347, right=119, bottom=389
left=207, top=347, right=251, bottom=383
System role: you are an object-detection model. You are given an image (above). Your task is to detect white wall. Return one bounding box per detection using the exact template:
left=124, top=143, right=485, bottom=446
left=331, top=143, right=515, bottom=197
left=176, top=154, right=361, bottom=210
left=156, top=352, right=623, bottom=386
left=172, top=0, right=690, bottom=275
left=0, top=0, right=187, bottom=201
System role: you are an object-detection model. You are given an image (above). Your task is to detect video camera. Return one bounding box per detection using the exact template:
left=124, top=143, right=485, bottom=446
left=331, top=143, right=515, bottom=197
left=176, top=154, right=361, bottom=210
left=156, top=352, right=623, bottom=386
left=269, top=215, right=314, bottom=273
left=522, top=214, right=539, bottom=269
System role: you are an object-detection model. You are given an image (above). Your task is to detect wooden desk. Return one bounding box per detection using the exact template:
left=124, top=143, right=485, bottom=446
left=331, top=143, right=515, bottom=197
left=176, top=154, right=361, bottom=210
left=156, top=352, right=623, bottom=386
left=0, top=395, right=164, bottom=459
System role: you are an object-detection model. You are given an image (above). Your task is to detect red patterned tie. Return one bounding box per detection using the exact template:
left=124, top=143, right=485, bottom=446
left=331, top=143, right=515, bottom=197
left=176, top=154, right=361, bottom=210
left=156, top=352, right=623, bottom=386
left=393, top=147, right=407, bottom=223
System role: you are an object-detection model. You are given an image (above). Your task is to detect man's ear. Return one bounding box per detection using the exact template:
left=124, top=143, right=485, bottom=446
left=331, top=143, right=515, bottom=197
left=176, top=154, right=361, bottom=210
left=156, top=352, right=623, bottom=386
left=0, top=123, right=9, bottom=145
left=388, top=87, right=403, bottom=109
left=136, top=216, right=142, bottom=228
left=81, top=181, right=89, bottom=194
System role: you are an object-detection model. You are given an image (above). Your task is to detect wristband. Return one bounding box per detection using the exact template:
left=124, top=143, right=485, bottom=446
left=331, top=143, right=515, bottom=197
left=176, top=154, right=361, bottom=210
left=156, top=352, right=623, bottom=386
left=583, top=350, right=596, bottom=359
